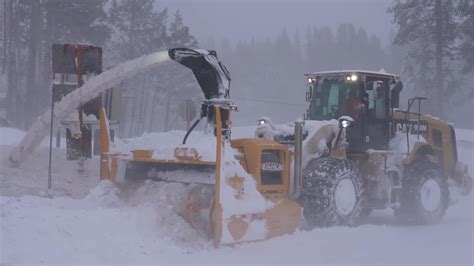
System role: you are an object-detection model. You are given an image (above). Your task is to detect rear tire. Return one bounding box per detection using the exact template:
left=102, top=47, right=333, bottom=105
left=397, top=160, right=449, bottom=224
left=299, top=157, right=363, bottom=228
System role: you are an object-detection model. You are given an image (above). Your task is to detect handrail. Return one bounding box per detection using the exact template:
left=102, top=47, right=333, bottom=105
left=405, top=97, right=427, bottom=154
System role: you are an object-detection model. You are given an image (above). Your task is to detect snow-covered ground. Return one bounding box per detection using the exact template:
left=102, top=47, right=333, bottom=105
left=0, top=126, right=472, bottom=264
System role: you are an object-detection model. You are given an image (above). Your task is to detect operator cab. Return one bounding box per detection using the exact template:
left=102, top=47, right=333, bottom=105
left=305, top=70, right=403, bottom=153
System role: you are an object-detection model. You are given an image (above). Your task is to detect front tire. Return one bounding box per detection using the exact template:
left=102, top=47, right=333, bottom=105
left=299, top=157, right=363, bottom=228
left=397, top=161, right=449, bottom=224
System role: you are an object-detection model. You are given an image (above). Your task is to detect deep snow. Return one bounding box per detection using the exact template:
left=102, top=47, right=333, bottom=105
left=0, top=126, right=472, bottom=264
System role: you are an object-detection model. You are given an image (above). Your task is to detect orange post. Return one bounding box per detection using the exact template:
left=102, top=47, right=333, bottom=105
left=213, top=106, right=223, bottom=247
left=99, top=107, right=110, bottom=180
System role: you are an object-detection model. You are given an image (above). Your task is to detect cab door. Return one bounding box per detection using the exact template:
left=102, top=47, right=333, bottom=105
left=363, top=79, right=390, bottom=150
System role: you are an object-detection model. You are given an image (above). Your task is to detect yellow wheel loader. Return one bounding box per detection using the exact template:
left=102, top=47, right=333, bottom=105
left=99, top=48, right=302, bottom=247
left=257, top=70, right=472, bottom=227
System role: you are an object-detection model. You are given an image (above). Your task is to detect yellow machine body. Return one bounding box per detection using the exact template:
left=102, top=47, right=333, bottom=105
left=99, top=106, right=302, bottom=247
left=392, top=110, right=472, bottom=193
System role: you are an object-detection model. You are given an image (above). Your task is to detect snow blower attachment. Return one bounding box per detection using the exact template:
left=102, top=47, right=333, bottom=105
left=100, top=48, right=302, bottom=247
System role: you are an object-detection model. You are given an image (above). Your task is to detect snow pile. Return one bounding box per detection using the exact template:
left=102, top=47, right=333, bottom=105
left=116, top=180, right=207, bottom=248
left=302, top=120, right=339, bottom=168
left=220, top=158, right=272, bottom=217
left=0, top=128, right=98, bottom=198
left=1, top=185, right=471, bottom=264
left=0, top=126, right=473, bottom=264
left=0, top=127, right=26, bottom=146
left=0, top=180, right=210, bottom=264
left=83, top=180, right=121, bottom=207
left=219, top=148, right=274, bottom=244
left=231, top=125, right=257, bottom=138
left=389, top=130, right=427, bottom=154
left=113, top=130, right=220, bottom=162
left=112, top=127, right=277, bottom=244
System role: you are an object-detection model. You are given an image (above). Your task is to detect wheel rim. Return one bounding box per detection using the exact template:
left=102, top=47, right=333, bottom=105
left=335, top=178, right=357, bottom=216
left=420, top=178, right=442, bottom=212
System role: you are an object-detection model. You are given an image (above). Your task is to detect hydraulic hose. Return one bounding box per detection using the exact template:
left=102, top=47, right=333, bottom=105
left=182, top=118, right=202, bottom=144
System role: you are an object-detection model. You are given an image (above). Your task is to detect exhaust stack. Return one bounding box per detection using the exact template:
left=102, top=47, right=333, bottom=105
left=292, top=119, right=304, bottom=200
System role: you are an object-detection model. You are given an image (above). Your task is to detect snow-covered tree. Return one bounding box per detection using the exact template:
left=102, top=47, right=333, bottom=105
left=107, top=2, right=199, bottom=136
left=107, top=0, right=168, bottom=136
left=108, top=0, right=167, bottom=63
left=457, top=0, right=474, bottom=72
left=389, top=0, right=458, bottom=117
left=159, top=10, right=199, bottom=133
left=1, top=0, right=110, bottom=128
left=168, top=10, right=198, bottom=48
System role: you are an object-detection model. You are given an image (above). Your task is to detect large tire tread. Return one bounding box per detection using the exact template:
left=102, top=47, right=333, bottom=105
left=299, top=157, right=363, bottom=228
left=397, top=160, right=449, bottom=224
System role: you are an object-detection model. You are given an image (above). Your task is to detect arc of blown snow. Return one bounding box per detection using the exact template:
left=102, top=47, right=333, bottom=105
left=9, top=51, right=171, bottom=167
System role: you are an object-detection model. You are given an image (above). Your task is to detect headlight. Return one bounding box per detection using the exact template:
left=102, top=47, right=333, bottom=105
left=338, top=116, right=354, bottom=128
left=341, top=119, right=351, bottom=128
left=258, top=120, right=266, bottom=126
left=350, top=74, right=358, bottom=81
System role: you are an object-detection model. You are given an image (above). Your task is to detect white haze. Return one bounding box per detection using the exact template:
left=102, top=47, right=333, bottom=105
left=161, top=0, right=393, bottom=46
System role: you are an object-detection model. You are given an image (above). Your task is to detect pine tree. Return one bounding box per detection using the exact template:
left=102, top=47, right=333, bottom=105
left=108, top=3, right=199, bottom=135
left=386, top=29, right=407, bottom=74
left=44, top=0, right=109, bottom=45
left=336, top=23, right=357, bottom=66
left=168, top=10, right=198, bottom=48
left=310, top=26, right=337, bottom=70
left=108, top=0, right=167, bottom=62
left=107, top=0, right=169, bottom=135
left=303, top=26, right=313, bottom=70
left=389, top=0, right=458, bottom=117
left=3, top=0, right=23, bottom=126
left=457, top=0, right=474, bottom=72
left=1, top=0, right=110, bottom=128
left=160, top=9, right=199, bottom=132
left=0, top=1, right=4, bottom=75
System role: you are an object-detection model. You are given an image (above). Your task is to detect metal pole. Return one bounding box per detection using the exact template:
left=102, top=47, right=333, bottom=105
left=292, top=119, right=304, bottom=200
left=48, top=89, right=54, bottom=190
left=417, top=99, right=421, bottom=140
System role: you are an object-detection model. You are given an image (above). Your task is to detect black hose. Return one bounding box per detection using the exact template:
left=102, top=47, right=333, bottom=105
left=182, top=118, right=202, bottom=145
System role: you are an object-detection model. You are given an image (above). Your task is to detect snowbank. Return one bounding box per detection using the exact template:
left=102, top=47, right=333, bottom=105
left=1, top=183, right=471, bottom=264
left=113, top=130, right=219, bottom=161
left=0, top=126, right=473, bottom=264
left=0, top=127, right=26, bottom=146
left=0, top=182, right=206, bottom=264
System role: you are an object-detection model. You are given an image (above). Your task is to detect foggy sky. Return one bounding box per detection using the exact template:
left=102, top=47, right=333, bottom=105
left=159, top=0, right=393, bottom=46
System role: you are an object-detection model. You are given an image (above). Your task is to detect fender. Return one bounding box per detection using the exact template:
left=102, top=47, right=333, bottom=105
left=404, top=142, right=436, bottom=166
